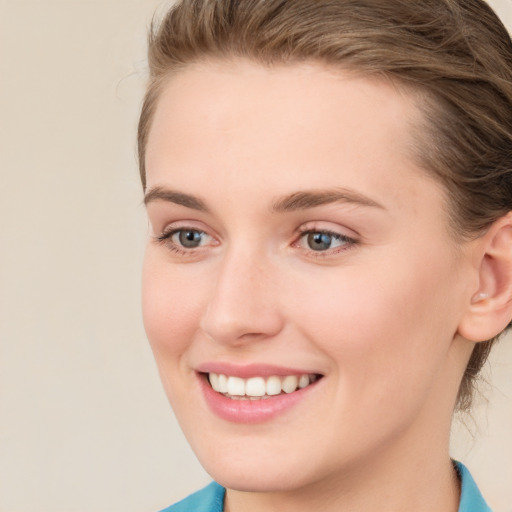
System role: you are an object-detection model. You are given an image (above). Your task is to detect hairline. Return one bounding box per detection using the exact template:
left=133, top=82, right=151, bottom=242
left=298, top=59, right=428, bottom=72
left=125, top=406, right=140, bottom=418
left=140, top=55, right=468, bottom=240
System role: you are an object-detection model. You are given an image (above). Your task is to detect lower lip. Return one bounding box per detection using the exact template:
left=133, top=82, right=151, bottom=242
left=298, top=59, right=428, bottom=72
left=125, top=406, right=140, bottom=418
left=198, top=374, right=320, bottom=424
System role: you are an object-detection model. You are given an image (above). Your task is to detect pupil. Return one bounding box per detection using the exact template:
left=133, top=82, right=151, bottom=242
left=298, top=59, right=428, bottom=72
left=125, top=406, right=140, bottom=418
left=308, top=232, right=332, bottom=251
left=179, top=230, right=202, bottom=247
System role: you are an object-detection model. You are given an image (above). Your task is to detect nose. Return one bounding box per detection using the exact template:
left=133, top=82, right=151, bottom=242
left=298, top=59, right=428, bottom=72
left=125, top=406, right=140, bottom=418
left=200, top=248, right=285, bottom=346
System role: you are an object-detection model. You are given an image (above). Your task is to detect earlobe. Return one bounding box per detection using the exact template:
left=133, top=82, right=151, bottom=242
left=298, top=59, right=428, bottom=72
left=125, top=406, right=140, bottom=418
left=458, top=212, right=512, bottom=342
left=470, top=292, right=489, bottom=304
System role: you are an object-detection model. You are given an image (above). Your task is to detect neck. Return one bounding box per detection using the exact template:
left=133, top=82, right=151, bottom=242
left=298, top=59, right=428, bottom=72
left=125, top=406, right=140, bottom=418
left=225, top=448, right=460, bottom=512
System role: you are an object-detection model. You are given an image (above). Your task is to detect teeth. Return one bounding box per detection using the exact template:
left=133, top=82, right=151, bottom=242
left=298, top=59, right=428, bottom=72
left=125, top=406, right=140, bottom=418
left=218, top=374, right=228, bottom=393
left=266, top=376, right=282, bottom=396
left=245, top=377, right=266, bottom=397
left=208, top=372, right=317, bottom=398
left=298, top=374, right=310, bottom=388
left=209, top=373, right=219, bottom=391
left=282, top=375, right=298, bottom=393
left=227, top=376, right=245, bottom=396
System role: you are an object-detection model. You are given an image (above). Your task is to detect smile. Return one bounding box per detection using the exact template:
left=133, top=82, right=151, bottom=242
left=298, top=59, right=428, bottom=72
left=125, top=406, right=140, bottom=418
left=207, top=373, right=320, bottom=400
left=198, top=365, right=324, bottom=423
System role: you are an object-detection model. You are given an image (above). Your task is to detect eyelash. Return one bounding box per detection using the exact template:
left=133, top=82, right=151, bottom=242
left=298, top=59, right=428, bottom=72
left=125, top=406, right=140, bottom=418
left=155, top=226, right=212, bottom=256
left=155, top=226, right=358, bottom=258
left=294, top=228, right=358, bottom=257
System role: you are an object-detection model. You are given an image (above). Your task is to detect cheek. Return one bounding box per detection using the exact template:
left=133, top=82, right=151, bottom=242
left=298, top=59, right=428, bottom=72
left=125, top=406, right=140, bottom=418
left=141, top=250, right=203, bottom=359
left=287, top=246, right=462, bottom=393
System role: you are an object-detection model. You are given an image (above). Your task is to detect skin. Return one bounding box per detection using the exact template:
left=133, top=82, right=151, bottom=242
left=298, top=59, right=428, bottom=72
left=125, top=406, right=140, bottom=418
left=142, top=60, right=485, bottom=512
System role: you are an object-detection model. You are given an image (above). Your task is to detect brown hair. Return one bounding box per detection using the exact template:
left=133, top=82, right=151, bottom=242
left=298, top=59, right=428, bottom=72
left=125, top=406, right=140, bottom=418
left=138, top=0, right=512, bottom=411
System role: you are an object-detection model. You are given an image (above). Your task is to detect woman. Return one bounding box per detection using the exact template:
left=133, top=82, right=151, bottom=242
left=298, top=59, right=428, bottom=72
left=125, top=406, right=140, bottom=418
left=138, top=1, right=512, bottom=510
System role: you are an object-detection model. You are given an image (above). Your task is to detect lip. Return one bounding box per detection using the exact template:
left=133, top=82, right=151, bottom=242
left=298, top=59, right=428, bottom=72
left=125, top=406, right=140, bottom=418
left=196, top=362, right=319, bottom=378
left=197, top=368, right=322, bottom=424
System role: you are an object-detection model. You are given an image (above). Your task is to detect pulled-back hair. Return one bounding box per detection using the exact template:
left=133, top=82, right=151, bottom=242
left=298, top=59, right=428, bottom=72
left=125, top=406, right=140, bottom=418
left=138, top=0, right=512, bottom=410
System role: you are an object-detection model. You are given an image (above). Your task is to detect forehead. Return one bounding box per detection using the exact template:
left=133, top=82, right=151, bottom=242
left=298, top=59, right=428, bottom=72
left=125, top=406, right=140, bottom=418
left=145, top=59, right=443, bottom=219
left=147, top=59, right=420, bottom=166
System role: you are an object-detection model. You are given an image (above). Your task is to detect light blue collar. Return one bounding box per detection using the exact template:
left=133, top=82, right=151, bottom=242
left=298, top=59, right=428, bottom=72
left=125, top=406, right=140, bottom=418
left=456, top=461, right=492, bottom=512
left=163, top=462, right=491, bottom=512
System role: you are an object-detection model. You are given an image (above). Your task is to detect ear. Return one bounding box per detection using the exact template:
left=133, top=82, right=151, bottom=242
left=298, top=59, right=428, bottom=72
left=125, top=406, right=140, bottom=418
left=458, top=212, right=512, bottom=342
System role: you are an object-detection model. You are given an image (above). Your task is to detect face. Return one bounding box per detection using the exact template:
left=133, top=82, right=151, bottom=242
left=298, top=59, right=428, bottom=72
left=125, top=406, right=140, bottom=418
left=142, top=60, right=475, bottom=494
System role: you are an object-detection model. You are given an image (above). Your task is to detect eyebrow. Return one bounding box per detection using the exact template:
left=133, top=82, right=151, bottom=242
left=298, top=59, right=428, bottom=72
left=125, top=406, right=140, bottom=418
left=144, top=187, right=209, bottom=211
left=143, top=186, right=384, bottom=213
left=271, top=188, right=385, bottom=212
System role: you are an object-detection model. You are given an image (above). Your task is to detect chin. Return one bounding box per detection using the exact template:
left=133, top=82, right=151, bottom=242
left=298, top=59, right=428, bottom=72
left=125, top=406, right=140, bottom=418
left=192, top=439, right=326, bottom=493
left=206, top=464, right=312, bottom=493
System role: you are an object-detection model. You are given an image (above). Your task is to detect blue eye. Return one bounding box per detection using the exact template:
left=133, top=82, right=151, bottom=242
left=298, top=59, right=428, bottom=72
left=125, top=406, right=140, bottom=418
left=299, top=230, right=353, bottom=252
left=307, top=232, right=335, bottom=251
left=169, top=229, right=211, bottom=249
left=173, top=229, right=206, bottom=248
left=155, top=225, right=218, bottom=258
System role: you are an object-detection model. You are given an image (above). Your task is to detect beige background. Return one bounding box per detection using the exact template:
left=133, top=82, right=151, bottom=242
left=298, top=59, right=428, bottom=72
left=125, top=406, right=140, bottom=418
left=0, top=0, right=511, bottom=511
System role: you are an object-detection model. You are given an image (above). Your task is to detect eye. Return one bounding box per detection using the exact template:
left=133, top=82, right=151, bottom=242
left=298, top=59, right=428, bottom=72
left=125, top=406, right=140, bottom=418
left=156, top=226, right=216, bottom=254
left=306, top=232, right=336, bottom=251
left=173, top=229, right=208, bottom=248
left=298, top=230, right=355, bottom=252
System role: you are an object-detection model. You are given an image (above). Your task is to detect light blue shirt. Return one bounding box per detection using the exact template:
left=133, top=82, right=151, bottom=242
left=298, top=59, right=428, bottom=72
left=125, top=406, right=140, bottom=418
left=161, top=461, right=491, bottom=512
left=456, top=462, right=492, bottom=512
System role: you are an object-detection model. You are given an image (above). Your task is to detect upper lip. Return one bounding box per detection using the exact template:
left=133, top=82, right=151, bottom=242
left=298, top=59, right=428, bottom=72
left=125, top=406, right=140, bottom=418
left=196, top=362, right=322, bottom=379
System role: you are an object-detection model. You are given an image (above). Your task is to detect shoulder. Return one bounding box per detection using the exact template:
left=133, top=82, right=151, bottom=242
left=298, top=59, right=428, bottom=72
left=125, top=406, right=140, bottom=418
left=455, top=461, right=493, bottom=512
left=158, top=482, right=225, bottom=512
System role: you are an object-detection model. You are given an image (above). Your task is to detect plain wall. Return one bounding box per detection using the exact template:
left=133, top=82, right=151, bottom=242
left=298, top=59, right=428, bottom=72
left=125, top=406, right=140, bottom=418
left=0, top=1, right=511, bottom=511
